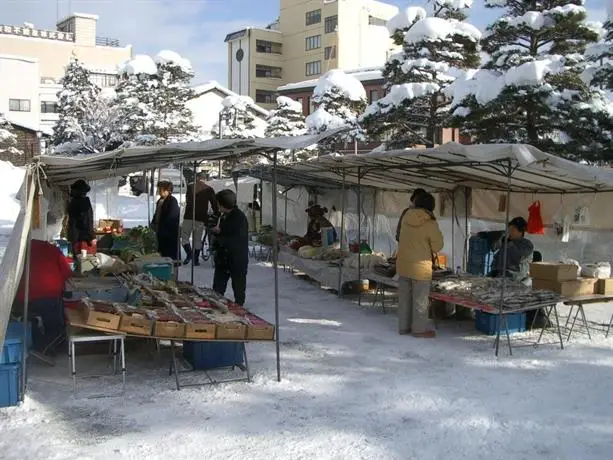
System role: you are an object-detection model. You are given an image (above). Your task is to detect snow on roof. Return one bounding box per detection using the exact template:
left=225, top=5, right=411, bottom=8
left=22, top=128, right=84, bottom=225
left=192, top=81, right=269, bottom=117
left=314, top=70, right=367, bottom=102
left=0, top=54, right=38, bottom=64
left=6, top=117, right=52, bottom=136
left=277, top=67, right=383, bottom=93
left=118, top=54, right=157, bottom=75
left=404, top=17, right=482, bottom=44
left=386, top=7, right=427, bottom=34
left=276, top=96, right=302, bottom=112
left=222, top=94, right=255, bottom=110
left=363, top=82, right=440, bottom=117
left=57, top=12, right=99, bottom=23
left=155, top=50, right=192, bottom=72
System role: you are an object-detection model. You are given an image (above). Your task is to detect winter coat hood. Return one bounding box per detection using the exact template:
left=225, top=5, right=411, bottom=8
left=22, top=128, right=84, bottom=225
left=404, top=208, right=436, bottom=227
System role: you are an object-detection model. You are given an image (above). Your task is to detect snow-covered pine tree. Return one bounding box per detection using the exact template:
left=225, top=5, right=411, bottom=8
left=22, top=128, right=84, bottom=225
left=52, top=58, right=100, bottom=149
left=450, top=0, right=613, bottom=162
left=215, top=95, right=262, bottom=139
left=585, top=10, right=613, bottom=91
left=362, top=1, right=480, bottom=149
left=306, top=69, right=367, bottom=152
left=0, top=112, right=20, bottom=156
left=265, top=96, right=311, bottom=163
left=150, top=51, right=197, bottom=143
left=114, top=54, right=159, bottom=145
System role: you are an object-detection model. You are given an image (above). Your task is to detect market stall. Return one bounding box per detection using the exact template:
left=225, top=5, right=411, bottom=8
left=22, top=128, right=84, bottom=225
left=237, top=143, right=613, bottom=355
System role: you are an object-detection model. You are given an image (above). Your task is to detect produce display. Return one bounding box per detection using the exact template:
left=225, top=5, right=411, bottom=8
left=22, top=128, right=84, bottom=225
left=431, top=274, right=563, bottom=310
left=76, top=274, right=275, bottom=341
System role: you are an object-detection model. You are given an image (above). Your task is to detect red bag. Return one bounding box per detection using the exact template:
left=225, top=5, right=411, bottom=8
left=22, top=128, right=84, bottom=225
left=527, top=201, right=545, bottom=234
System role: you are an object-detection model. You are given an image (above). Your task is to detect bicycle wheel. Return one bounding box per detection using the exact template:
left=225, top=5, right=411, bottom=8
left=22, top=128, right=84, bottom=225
left=201, top=228, right=211, bottom=262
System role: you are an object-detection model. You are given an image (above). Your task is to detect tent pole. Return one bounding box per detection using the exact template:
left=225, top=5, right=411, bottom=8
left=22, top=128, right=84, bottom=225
left=271, top=150, right=281, bottom=382
left=452, top=189, right=456, bottom=272
left=338, top=170, right=346, bottom=296
left=371, top=189, right=376, bottom=250
left=495, top=160, right=513, bottom=356
left=190, top=161, right=197, bottom=285
left=20, top=171, right=32, bottom=401
left=357, top=167, right=362, bottom=306
left=177, top=164, right=184, bottom=282
left=146, top=170, right=151, bottom=225
left=464, top=188, right=469, bottom=271
left=284, top=189, right=288, bottom=234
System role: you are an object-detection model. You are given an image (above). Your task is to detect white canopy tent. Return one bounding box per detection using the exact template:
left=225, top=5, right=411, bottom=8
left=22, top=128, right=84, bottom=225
left=0, top=130, right=344, bottom=400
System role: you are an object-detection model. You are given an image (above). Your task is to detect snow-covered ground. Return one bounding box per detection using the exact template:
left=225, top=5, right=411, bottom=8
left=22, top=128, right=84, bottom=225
left=1, top=260, right=613, bottom=459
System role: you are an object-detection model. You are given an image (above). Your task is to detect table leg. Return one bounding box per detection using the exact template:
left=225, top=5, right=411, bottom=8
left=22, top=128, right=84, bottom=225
left=606, top=313, right=613, bottom=338
left=567, top=305, right=581, bottom=342
left=553, top=304, right=564, bottom=350
left=565, top=305, right=574, bottom=329
left=578, top=304, right=591, bottom=340
left=112, top=339, right=118, bottom=375
left=243, top=345, right=251, bottom=383
left=371, top=284, right=378, bottom=309
left=170, top=341, right=181, bottom=391
left=120, top=337, right=126, bottom=391
left=71, top=340, right=77, bottom=393
left=536, top=306, right=553, bottom=345
left=503, top=315, right=513, bottom=356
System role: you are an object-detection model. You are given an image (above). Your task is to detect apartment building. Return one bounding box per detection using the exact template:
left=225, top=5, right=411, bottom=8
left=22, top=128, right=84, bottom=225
left=0, top=13, right=132, bottom=132
left=225, top=0, right=398, bottom=108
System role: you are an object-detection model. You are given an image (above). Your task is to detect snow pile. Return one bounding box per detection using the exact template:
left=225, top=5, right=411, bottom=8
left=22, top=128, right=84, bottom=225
left=276, top=96, right=303, bottom=113
left=217, top=95, right=264, bottom=139
left=221, top=94, right=256, bottom=111
left=118, top=54, right=157, bottom=76
left=313, top=69, right=367, bottom=103
left=386, top=6, right=427, bottom=34
left=306, top=106, right=349, bottom=132
left=363, top=83, right=440, bottom=117
left=155, top=50, right=192, bottom=72
left=495, top=5, right=588, bottom=32
left=0, top=113, right=20, bottom=156
left=404, top=17, right=482, bottom=44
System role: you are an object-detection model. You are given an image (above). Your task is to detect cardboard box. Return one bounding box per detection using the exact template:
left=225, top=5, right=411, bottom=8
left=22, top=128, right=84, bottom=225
left=119, top=315, right=153, bottom=336
left=153, top=321, right=186, bottom=338
left=216, top=323, right=247, bottom=340
left=530, top=263, right=579, bottom=281
left=80, top=308, right=121, bottom=330
left=533, top=278, right=597, bottom=296
left=246, top=325, right=275, bottom=341
left=184, top=323, right=216, bottom=340
left=596, top=278, right=613, bottom=295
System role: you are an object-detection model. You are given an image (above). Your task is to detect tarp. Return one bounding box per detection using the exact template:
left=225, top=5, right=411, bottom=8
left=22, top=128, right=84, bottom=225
left=238, top=143, right=613, bottom=193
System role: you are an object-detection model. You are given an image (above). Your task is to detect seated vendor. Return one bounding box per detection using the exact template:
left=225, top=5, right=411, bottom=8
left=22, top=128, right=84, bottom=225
left=489, top=216, right=534, bottom=280
left=14, top=222, right=73, bottom=354
left=304, top=204, right=337, bottom=246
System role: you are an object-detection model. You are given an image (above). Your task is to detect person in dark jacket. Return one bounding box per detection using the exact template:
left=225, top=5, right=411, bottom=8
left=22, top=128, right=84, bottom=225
left=181, top=172, right=218, bottom=265
left=212, top=189, right=249, bottom=305
left=304, top=205, right=337, bottom=246
left=150, top=181, right=180, bottom=260
left=490, top=217, right=534, bottom=280
left=66, top=179, right=95, bottom=255
left=395, top=188, right=426, bottom=242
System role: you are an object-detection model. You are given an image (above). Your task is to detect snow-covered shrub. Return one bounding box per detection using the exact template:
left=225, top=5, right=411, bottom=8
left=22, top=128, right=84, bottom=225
left=265, top=96, right=313, bottom=163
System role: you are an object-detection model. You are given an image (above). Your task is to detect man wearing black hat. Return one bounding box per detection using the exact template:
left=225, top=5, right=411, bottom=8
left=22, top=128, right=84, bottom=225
left=490, top=216, right=534, bottom=280
left=211, top=189, right=249, bottom=305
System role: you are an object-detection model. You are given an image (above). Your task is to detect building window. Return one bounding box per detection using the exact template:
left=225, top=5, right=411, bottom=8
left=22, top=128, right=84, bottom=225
left=368, top=15, right=387, bottom=26
left=255, top=65, right=283, bottom=79
left=90, top=73, right=118, bottom=88
left=9, top=99, right=31, bottom=112
left=40, top=101, right=58, bottom=113
left=305, top=61, right=321, bottom=77
left=305, top=35, right=321, bottom=51
left=369, top=90, right=379, bottom=104
left=325, top=15, right=338, bottom=33
left=256, top=39, right=282, bottom=54
left=324, top=46, right=336, bottom=60
left=306, top=9, right=321, bottom=26
left=255, top=90, right=276, bottom=104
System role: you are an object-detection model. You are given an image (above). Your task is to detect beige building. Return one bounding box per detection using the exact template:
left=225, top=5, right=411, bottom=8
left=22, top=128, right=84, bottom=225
left=0, top=13, right=132, bottom=131
left=225, top=0, right=398, bottom=108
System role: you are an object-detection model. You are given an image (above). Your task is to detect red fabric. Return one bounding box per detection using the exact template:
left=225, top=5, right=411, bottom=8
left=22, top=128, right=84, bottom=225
left=72, top=240, right=97, bottom=255
left=16, top=240, right=73, bottom=303
left=527, top=201, right=545, bottom=234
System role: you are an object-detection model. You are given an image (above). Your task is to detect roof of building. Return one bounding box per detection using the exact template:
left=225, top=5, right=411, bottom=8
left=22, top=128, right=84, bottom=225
left=191, top=80, right=270, bottom=117
left=7, top=118, right=53, bottom=136
left=277, top=67, right=384, bottom=93
left=57, top=12, right=100, bottom=23
left=224, top=26, right=282, bottom=42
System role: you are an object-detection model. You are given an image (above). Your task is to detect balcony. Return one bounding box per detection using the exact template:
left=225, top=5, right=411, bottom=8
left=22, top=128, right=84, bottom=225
left=0, top=24, right=74, bottom=42
left=96, top=36, right=120, bottom=47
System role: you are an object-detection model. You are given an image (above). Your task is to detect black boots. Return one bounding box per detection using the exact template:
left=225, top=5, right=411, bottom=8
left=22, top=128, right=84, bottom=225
left=182, top=244, right=192, bottom=265
left=182, top=244, right=201, bottom=266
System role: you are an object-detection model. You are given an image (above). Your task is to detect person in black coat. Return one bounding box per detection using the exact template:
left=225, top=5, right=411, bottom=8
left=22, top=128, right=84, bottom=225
left=66, top=179, right=95, bottom=255
left=212, top=189, right=249, bottom=306
left=150, top=180, right=180, bottom=260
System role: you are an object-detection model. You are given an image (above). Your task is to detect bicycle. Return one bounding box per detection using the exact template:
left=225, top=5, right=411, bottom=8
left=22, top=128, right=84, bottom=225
left=200, top=214, right=219, bottom=263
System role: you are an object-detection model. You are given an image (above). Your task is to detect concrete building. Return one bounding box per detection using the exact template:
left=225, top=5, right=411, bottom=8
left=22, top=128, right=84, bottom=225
left=0, top=13, right=132, bottom=131
left=225, top=0, right=398, bottom=108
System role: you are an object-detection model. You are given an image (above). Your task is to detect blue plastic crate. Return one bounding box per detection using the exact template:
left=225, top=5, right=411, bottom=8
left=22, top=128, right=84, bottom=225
left=183, top=341, right=245, bottom=370
left=6, top=321, right=32, bottom=348
left=467, top=236, right=496, bottom=276
left=475, top=310, right=526, bottom=336
left=143, top=263, right=173, bottom=281
left=0, top=364, right=20, bottom=408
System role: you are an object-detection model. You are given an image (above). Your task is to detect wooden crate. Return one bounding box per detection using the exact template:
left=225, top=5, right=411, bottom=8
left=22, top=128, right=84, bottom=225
left=216, top=323, right=247, bottom=340
left=154, top=321, right=186, bottom=338
left=80, top=305, right=121, bottom=331
left=246, top=325, right=275, bottom=341
left=119, top=315, right=153, bottom=336
left=184, top=323, right=216, bottom=340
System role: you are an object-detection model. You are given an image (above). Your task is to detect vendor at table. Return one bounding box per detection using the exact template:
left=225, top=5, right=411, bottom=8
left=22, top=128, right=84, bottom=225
left=150, top=180, right=180, bottom=260
left=489, top=217, right=534, bottom=280
left=304, top=204, right=337, bottom=246
left=65, top=179, right=95, bottom=255
left=14, top=221, right=72, bottom=354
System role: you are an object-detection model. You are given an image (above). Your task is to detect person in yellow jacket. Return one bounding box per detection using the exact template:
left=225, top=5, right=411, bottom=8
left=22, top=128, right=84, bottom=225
left=396, top=192, right=444, bottom=338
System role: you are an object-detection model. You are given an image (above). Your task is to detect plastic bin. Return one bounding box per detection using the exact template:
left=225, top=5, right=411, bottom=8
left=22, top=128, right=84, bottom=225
left=475, top=310, right=526, bottom=336
left=142, top=263, right=173, bottom=281
left=6, top=321, right=32, bottom=348
left=183, top=341, right=245, bottom=370
left=467, top=236, right=496, bottom=276
left=2, top=321, right=31, bottom=364
left=0, top=364, right=20, bottom=407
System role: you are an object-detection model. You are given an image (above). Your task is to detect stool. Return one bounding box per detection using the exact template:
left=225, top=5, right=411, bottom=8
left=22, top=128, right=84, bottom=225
left=68, top=331, right=126, bottom=395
